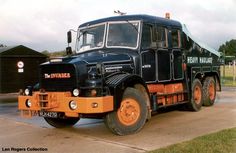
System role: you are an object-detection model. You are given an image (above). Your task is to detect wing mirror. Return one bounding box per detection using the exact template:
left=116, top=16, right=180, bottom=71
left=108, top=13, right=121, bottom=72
left=67, top=31, right=72, bottom=44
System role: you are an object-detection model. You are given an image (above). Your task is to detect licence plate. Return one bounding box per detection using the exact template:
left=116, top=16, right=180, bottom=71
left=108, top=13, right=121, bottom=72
left=39, top=111, right=58, bottom=118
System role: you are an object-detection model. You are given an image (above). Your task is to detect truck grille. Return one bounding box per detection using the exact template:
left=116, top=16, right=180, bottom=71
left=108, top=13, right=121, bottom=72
left=39, top=63, right=77, bottom=91
left=39, top=92, right=49, bottom=109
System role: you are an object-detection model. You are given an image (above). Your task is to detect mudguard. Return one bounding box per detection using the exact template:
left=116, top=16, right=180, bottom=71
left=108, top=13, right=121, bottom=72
left=105, top=73, right=148, bottom=110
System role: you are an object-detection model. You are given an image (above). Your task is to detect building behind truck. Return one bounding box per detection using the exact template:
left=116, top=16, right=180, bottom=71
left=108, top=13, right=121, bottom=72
left=0, top=45, right=47, bottom=93
left=18, top=14, right=221, bottom=135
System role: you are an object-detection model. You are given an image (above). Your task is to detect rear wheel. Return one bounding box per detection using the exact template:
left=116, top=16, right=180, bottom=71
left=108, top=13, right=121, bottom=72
left=203, top=77, right=216, bottom=106
left=44, top=117, right=79, bottom=128
left=104, top=87, right=148, bottom=135
left=187, top=79, right=203, bottom=111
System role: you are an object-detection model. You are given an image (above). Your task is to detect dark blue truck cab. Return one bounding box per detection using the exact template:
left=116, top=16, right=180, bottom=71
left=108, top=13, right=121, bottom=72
left=19, top=14, right=221, bottom=135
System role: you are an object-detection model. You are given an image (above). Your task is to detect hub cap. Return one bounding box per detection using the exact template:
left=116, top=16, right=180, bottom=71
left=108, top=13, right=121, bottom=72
left=117, top=98, right=141, bottom=126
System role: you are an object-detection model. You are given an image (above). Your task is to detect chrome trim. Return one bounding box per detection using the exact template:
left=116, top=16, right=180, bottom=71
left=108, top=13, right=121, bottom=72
left=76, top=23, right=107, bottom=53
left=105, top=20, right=141, bottom=50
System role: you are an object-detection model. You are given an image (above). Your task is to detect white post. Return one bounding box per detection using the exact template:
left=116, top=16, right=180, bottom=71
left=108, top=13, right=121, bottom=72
left=233, top=60, right=236, bottom=83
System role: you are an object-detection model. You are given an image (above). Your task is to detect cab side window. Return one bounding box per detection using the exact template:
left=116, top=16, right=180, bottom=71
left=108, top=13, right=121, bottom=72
left=142, top=24, right=156, bottom=49
left=171, top=29, right=181, bottom=48
left=156, top=27, right=168, bottom=48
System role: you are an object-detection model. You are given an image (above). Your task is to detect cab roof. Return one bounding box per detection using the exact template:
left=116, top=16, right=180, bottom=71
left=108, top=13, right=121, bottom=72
left=79, top=14, right=182, bottom=28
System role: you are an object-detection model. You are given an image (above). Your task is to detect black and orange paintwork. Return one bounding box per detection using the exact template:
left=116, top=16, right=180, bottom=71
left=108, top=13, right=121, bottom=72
left=18, top=92, right=113, bottom=117
left=18, top=14, right=221, bottom=119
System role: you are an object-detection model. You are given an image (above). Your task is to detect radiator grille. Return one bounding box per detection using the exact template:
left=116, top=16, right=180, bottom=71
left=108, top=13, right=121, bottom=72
left=39, top=63, right=77, bottom=91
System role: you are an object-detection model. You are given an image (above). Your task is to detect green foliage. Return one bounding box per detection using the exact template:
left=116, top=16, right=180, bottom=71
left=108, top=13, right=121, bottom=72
left=41, top=50, right=50, bottom=56
left=149, top=128, right=236, bottom=153
left=41, top=50, right=67, bottom=57
left=50, top=50, right=67, bottom=57
left=219, top=39, right=236, bottom=56
left=0, top=44, right=7, bottom=47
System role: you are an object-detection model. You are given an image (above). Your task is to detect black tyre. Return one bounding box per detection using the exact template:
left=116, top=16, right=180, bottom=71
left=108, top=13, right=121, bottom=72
left=44, top=117, right=79, bottom=128
left=104, top=87, right=148, bottom=135
left=202, top=77, right=216, bottom=106
left=187, top=79, right=203, bottom=111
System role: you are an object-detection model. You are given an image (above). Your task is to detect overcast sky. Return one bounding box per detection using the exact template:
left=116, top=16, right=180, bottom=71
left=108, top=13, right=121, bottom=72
left=1, top=0, right=235, bottom=52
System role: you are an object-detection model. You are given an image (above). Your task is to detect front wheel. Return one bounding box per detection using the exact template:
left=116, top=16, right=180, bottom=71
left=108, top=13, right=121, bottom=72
left=44, top=117, right=79, bottom=128
left=104, top=87, right=148, bottom=135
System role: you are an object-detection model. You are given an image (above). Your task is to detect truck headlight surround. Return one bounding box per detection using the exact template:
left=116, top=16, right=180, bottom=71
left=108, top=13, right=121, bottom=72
left=25, top=99, right=32, bottom=108
left=24, top=88, right=30, bottom=96
left=24, top=86, right=32, bottom=96
left=69, top=100, right=78, bottom=110
left=72, top=88, right=80, bottom=97
left=91, top=89, right=97, bottom=97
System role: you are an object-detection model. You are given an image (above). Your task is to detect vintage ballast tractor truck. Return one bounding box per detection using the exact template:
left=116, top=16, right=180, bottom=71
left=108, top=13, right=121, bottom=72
left=18, top=14, right=221, bottom=135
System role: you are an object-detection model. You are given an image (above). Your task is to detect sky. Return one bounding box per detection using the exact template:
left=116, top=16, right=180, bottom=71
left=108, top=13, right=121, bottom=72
left=0, top=0, right=236, bottom=52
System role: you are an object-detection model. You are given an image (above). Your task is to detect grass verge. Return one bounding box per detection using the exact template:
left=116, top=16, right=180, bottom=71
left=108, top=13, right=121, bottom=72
left=149, top=127, right=236, bottom=153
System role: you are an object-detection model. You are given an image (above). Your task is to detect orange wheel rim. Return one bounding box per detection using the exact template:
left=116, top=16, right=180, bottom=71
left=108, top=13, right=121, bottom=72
left=209, top=82, right=215, bottom=100
left=117, top=98, right=141, bottom=126
left=194, top=86, right=201, bottom=104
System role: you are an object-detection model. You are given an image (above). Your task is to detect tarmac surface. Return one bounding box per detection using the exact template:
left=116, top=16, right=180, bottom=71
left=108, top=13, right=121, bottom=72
left=0, top=87, right=236, bottom=153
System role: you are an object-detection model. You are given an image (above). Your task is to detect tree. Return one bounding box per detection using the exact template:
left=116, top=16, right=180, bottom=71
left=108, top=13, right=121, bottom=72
left=41, top=50, right=67, bottom=57
left=219, top=39, right=236, bottom=56
left=41, top=50, right=50, bottom=56
left=50, top=50, right=67, bottom=57
left=0, top=44, right=7, bottom=47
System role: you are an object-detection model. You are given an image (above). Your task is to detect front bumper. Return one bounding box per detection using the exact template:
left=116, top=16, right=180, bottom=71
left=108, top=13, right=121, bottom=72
left=18, top=92, right=113, bottom=118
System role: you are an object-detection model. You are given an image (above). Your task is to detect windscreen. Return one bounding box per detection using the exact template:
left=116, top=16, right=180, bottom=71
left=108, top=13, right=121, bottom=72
left=106, top=21, right=139, bottom=49
left=77, top=24, right=105, bottom=52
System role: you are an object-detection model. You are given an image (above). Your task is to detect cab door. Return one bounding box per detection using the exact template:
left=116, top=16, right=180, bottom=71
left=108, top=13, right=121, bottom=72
left=141, top=23, right=157, bottom=82
left=156, top=26, right=171, bottom=82
left=170, top=28, right=183, bottom=80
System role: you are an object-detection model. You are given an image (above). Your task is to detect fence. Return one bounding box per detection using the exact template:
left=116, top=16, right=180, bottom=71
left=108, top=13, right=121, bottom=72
left=221, top=61, right=236, bottom=86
